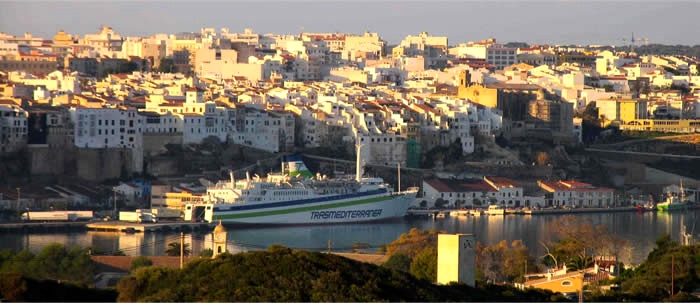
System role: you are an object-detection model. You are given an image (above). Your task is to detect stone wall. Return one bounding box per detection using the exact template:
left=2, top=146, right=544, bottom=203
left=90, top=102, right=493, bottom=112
left=147, top=157, right=182, bottom=177
left=76, top=148, right=133, bottom=182
left=143, top=133, right=183, bottom=156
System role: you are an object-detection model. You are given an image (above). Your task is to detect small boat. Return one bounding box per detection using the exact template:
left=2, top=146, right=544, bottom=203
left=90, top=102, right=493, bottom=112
left=485, top=205, right=505, bottom=216
left=657, top=180, right=689, bottom=212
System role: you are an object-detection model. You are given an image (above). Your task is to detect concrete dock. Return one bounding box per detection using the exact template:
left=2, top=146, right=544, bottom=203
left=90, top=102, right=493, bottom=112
left=86, top=221, right=212, bottom=233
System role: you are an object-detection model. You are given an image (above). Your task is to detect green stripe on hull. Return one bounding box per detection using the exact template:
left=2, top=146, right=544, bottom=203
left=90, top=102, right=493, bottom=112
left=213, top=194, right=397, bottom=220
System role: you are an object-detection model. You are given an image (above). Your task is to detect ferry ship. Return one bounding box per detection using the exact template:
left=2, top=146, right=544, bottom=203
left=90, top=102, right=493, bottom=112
left=184, top=146, right=418, bottom=225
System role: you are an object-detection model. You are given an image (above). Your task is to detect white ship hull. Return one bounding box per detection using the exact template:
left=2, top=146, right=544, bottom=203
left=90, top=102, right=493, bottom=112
left=186, top=191, right=417, bottom=225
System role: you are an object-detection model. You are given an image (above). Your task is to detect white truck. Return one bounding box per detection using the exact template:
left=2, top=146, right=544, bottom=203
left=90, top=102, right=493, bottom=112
left=119, top=210, right=157, bottom=223
left=151, top=208, right=181, bottom=220
left=21, top=211, right=93, bottom=222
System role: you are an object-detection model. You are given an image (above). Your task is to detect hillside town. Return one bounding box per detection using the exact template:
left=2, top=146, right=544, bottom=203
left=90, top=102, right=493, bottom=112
left=1, top=26, right=700, bottom=213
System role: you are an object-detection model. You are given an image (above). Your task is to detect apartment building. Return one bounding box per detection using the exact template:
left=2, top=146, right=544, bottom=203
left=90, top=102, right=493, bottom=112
left=357, top=132, right=407, bottom=167
left=182, top=102, right=228, bottom=144
left=343, top=32, right=385, bottom=61
left=71, top=106, right=143, bottom=149
left=8, top=70, right=79, bottom=94
left=0, top=103, right=28, bottom=153
left=229, top=108, right=294, bottom=153
left=537, top=180, right=614, bottom=208
left=0, top=51, right=59, bottom=75
left=422, top=176, right=523, bottom=208
left=81, top=26, right=124, bottom=57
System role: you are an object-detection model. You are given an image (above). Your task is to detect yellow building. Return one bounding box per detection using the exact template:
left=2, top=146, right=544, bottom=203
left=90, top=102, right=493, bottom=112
left=520, top=271, right=583, bottom=294
left=437, top=234, right=475, bottom=287
left=596, top=99, right=648, bottom=126
left=619, top=119, right=700, bottom=133
left=52, top=30, right=75, bottom=46
left=163, top=192, right=205, bottom=210
left=456, top=70, right=498, bottom=107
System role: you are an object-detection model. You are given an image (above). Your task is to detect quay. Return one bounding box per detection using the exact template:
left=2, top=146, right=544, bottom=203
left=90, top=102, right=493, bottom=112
left=519, top=206, right=640, bottom=215
left=0, top=221, right=87, bottom=232
left=86, top=221, right=213, bottom=233
left=408, top=206, right=650, bottom=217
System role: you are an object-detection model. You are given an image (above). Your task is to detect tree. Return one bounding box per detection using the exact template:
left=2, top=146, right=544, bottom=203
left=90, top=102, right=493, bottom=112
left=434, top=198, right=448, bottom=209
left=130, top=256, right=153, bottom=270
left=165, top=242, right=191, bottom=257
left=419, top=200, right=427, bottom=208
left=385, top=228, right=442, bottom=259
left=383, top=253, right=411, bottom=273
left=157, top=58, right=175, bottom=73
left=603, top=84, right=615, bottom=92
left=544, top=216, right=626, bottom=269
left=410, top=247, right=437, bottom=282
left=116, top=248, right=557, bottom=302
left=199, top=248, right=213, bottom=258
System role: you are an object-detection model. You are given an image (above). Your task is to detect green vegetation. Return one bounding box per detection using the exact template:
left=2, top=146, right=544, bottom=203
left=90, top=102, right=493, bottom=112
left=117, top=245, right=558, bottom=302
left=586, top=235, right=700, bottom=302
left=199, top=248, right=214, bottom=258
left=0, top=243, right=95, bottom=285
left=0, top=243, right=117, bottom=301
left=156, top=58, right=175, bottom=73
left=165, top=241, right=191, bottom=256
left=130, top=256, right=153, bottom=271
left=0, top=273, right=117, bottom=302
left=421, top=138, right=463, bottom=168
left=476, top=240, right=538, bottom=284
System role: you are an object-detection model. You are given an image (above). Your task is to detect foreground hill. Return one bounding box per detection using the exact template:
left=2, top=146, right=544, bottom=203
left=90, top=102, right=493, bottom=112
left=117, top=246, right=560, bottom=302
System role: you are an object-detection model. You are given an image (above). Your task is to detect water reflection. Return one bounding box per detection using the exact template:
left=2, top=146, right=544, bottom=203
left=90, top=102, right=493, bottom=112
left=0, top=209, right=697, bottom=266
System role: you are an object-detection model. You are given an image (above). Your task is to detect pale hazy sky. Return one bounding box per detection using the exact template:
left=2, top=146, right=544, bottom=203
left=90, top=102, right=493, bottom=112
left=1, top=1, right=699, bottom=46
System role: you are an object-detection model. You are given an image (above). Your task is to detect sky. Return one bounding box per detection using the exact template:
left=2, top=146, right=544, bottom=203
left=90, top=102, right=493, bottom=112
left=1, top=1, right=699, bottom=46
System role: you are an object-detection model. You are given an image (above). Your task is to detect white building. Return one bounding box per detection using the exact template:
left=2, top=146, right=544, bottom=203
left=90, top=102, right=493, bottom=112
left=182, top=102, right=228, bottom=144
left=229, top=108, right=294, bottom=153
left=71, top=106, right=144, bottom=172
left=537, top=180, right=615, bottom=208
left=0, top=104, right=28, bottom=153
left=422, top=177, right=523, bottom=208
left=357, top=132, right=407, bottom=167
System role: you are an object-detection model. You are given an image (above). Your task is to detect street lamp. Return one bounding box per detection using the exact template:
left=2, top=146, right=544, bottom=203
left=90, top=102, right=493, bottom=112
left=113, top=187, right=118, bottom=220
left=16, top=187, right=20, bottom=211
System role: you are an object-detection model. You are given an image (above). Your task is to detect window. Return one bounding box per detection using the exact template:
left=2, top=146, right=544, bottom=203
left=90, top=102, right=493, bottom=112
left=561, top=281, right=572, bottom=286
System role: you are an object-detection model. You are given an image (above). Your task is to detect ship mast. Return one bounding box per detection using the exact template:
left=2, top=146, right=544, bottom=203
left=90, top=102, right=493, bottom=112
left=398, top=162, right=401, bottom=193
left=355, top=143, right=363, bottom=182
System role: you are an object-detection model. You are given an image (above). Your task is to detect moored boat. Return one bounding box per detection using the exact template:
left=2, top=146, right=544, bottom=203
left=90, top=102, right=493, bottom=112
left=484, top=204, right=505, bottom=216
left=657, top=180, right=689, bottom=212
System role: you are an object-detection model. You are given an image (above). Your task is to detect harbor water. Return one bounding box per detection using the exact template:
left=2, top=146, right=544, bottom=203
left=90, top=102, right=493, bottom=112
left=1, top=209, right=698, bottom=266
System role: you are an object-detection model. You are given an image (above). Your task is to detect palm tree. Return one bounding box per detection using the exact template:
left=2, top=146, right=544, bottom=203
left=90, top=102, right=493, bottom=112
left=165, top=242, right=191, bottom=257
left=567, top=255, right=594, bottom=272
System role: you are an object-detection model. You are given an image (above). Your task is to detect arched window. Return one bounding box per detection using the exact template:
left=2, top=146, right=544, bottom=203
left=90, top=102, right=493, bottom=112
left=561, top=281, right=572, bottom=286
left=217, top=246, right=222, bottom=253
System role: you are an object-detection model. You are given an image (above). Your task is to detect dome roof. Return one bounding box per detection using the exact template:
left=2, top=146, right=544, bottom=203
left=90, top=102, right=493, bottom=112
left=213, top=220, right=226, bottom=233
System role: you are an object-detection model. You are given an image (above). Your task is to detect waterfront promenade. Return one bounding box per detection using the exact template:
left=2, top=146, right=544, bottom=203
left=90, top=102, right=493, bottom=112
left=0, top=221, right=212, bottom=233
left=407, top=206, right=644, bottom=217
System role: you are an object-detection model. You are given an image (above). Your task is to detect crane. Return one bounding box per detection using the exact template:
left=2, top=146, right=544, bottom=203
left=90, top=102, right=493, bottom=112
left=622, top=33, right=649, bottom=53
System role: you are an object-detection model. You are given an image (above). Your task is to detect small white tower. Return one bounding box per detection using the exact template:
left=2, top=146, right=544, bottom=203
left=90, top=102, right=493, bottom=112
left=437, top=234, right=476, bottom=287
left=212, top=220, right=227, bottom=258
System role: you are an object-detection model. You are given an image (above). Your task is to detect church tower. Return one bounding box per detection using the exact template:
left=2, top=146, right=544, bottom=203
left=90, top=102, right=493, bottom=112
left=212, top=220, right=227, bottom=258
left=459, top=70, right=472, bottom=88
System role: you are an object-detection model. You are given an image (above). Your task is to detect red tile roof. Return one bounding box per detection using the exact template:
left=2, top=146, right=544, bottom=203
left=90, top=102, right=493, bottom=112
left=485, top=176, right=520, bottom=188
left=424, top=178, right=496, bottom=193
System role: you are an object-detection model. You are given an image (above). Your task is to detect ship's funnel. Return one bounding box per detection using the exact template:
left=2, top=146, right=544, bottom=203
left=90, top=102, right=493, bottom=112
left=281, top=154, right=313, bottom=178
